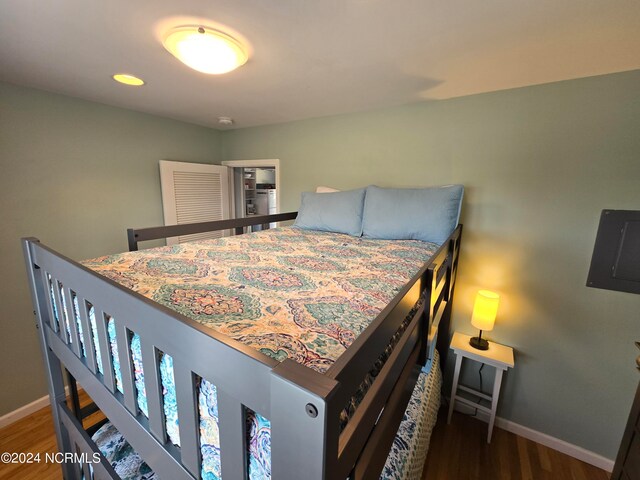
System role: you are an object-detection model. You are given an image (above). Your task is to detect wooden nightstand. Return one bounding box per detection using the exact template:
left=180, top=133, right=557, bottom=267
left=447, top=331, right=515, bottom=443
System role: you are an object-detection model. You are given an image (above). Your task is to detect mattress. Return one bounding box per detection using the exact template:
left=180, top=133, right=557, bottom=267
left=52, top=227, right=439, bottom=479
left=90, top=350, right=442, bottom=480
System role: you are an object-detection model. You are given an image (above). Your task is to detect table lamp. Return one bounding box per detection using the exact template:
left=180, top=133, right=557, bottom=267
left=469, top=290, right=500, bottom=350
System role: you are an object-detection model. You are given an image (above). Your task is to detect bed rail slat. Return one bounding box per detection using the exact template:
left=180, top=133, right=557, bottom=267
left=63, top=287, right=82, bottom=357
left=218, top=390, right=249, bottom=480
left=51, top=278, right=69, bottom=344
left=429, top=264, right=448, bottom=321
left=41, top=271, right=59, bottom=333
left=114, top=321, right=138, bottom=415
left=173, top=360, right=201, bottom=477
left=432, top=299, right=447, bottom=331
left=81, top=462, right=93, bottom=480
left=94, top=310, right=116, bottom=393
left=435, top=228, right=462, bottom=368
left=435, top=253, right=449, bottom=284
left=77, top=297, right=97, bottom=374
left=140, top=340, right=166, bottom=443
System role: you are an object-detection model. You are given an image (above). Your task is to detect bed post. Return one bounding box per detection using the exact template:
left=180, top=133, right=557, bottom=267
left=270, top=359, right=341, bottom=479
left=127, top=228, right=139, bottom=252
left=22, top=238, right=81, bottom=480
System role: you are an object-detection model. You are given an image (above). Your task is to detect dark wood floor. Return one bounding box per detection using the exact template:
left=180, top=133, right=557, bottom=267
left=0, top=399, right=610, bottom=480
left=424, top=411, right=610, bottom=480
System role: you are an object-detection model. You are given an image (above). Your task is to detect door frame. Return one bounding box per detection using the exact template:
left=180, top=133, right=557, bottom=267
left=221, top=159, right=281, bottom=215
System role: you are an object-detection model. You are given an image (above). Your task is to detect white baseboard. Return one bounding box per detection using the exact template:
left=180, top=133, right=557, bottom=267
left=0, top=387, right=69, bottom=430
left=451, top=402, right=614, bottom=472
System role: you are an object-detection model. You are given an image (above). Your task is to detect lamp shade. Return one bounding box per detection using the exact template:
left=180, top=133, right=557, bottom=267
left=471, top=290, right=499, bottom=331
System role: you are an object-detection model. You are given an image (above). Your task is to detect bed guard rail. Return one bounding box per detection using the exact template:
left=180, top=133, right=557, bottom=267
left=127, top=211, right=298, bottom=251
left=22, top=223, right=462, bottom=480
left=22, top=237, right=336, bottom=479
left=327, top=224, right=462, bottom=478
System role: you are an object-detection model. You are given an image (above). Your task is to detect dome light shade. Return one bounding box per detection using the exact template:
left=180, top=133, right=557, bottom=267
left=163, top=26, right=248, bottom=74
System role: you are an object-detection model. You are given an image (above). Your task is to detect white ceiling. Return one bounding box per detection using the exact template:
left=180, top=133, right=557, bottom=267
left=1, top=0, right=639, bottom=129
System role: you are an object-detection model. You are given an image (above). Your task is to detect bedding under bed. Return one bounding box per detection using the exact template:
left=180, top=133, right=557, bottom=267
left=52, top=227, right=440, bottom=479
left=91, top=350, right=442, bottom=480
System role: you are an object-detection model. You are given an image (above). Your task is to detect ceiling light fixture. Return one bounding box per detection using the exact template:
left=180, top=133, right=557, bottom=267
left=112, top=74, right=145, bottom=86
left=163, top=25, right=248, bottom=74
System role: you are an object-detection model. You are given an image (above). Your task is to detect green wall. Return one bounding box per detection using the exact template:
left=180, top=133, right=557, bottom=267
left=0, top=82, right=221, bottom=415
left=220, top=70, right=640, bottom=459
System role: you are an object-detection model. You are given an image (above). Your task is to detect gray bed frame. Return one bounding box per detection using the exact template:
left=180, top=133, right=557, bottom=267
left=22, top=212, right=462, bottom=480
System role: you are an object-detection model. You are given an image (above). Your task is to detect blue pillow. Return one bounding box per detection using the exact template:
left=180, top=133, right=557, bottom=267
left=362, top=185, right=464, bottom=244
left=294, top=188, right=366, bottom=236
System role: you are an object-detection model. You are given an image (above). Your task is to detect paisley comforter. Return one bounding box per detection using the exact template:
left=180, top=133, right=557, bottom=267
left=61, top=227, right=438, bottom=479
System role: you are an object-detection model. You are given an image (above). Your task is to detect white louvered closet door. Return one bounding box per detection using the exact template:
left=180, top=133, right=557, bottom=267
left=159, top=160, right=231, bottom=245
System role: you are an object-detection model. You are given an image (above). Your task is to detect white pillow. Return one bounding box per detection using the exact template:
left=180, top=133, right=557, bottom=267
left=316, top=186, right=340, bottom=193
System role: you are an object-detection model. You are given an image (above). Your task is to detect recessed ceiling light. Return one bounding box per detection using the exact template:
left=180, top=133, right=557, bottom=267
left=112, top=74, right=145, bottom=86
left=163, top=25, right=248, bottom=74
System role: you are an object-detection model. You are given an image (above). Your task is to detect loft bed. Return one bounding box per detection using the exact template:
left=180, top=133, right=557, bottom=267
left=23, top=193, right=462, bottom=480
